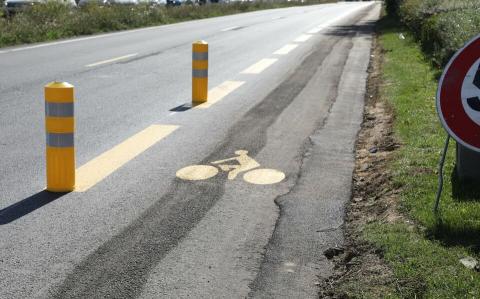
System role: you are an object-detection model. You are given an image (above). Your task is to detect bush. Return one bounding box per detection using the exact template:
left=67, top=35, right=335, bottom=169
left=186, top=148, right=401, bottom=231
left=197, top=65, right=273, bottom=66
left=385, top=0, right=402, bottom=16
left=421, top=7, right=480, bottom=66
left=386, top=0, right=480, bottom=67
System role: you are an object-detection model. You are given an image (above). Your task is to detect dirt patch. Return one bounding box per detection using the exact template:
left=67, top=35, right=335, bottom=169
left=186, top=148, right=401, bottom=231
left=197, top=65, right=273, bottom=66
left=319, top=31, right=403, bottom=298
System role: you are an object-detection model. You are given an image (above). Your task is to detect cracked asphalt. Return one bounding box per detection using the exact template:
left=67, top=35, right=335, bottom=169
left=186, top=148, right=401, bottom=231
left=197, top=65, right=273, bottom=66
left=0, top=2, right=380, bottom=298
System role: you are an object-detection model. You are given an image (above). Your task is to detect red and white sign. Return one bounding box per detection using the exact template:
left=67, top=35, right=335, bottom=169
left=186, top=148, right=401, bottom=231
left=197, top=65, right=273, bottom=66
left=437, top=33, right=480, bottom=152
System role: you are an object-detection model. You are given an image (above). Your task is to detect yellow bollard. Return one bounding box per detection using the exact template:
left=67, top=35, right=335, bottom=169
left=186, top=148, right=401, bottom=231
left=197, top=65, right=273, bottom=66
left=192, top=40, right=208, bottom=103
left=45, top=82, right=75, bottom=192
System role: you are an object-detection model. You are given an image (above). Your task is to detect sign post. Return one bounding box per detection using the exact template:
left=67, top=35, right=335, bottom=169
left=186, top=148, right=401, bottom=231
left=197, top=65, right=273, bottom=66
left=435, top=33, right=480, bottom=210
left=456, top=143, right=480, bottom=181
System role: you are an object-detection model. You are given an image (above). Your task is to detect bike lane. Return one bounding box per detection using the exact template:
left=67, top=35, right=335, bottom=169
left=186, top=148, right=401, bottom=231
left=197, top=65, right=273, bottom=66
left=139, top=35, right=361, bottom=298
left=138, top=7, right=378, bottom=297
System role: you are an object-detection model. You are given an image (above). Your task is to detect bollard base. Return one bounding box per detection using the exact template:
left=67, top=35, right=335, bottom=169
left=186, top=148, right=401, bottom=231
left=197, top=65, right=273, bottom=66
left=456, top=142, right=480, bottom=183
left=46, top=146, right=75, bottom=193
left=46, top=188, right=74, bottom=193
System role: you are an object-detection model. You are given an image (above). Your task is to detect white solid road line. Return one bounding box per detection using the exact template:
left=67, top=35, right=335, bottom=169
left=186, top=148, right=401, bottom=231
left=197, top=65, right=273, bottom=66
left=241, top=58, right=278, bottom=74
left=86, top=53, right=138, bottom=67
left=294, top=34, right=312, bottom=43
left=221, top=26, right=241, bottom=32
left=0, top=26, right=168, bottom=55
left=0, top=35, right=115, bottom=54
left=273, top=44, right=298, bottom=55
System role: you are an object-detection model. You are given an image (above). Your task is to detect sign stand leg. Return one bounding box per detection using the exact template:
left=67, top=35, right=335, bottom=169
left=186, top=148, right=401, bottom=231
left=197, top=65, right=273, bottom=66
left=434, top=135, right=451, bottom=213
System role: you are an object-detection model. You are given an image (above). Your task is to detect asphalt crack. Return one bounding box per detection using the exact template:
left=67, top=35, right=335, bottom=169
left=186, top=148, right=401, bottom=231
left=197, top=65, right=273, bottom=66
left=247, top=38, right=352, bottom=297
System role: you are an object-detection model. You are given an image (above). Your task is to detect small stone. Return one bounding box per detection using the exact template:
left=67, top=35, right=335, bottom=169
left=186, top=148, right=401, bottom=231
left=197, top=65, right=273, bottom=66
left=353, top=197, right=363, bottom=202
left=369, top=146, right=378, bottom=154
left=460, top=257, right=478, bottom=270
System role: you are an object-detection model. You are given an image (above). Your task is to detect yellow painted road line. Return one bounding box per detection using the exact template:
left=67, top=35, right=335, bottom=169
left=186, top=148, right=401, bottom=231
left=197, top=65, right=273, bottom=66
left=294, top=34, right=312, bottom=43
left=273, top=44, right=298, bottom=55
left=75, top=124, right=178, bottom=192
left=194, top=80, right=245, bottom=109
left=241, top=58, right=278, bottom=74
left=86, top=53, right=138, bottom=67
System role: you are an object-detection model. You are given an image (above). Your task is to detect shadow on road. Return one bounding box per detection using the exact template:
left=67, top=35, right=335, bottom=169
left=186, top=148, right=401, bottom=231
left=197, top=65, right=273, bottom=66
left=0, top=190, right=68, bottom=225
left=169, top=103, right=192, bottom=112
left=323, top=21, right=377, bottom=37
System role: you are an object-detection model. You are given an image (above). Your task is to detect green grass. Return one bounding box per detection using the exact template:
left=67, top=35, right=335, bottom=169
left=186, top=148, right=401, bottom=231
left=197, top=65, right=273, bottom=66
left=0, top=1, right=332, bottom=48
left=363, top=16, right=480, bottom=298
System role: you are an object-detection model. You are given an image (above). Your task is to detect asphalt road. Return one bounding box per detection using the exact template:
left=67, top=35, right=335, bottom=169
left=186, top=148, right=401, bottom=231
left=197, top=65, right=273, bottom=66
left=0, top=2, right=380, bottom=298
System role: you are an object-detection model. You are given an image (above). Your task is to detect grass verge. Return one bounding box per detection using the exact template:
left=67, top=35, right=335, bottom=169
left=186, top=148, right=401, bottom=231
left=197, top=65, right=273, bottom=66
left=0, top=1, right=332, bottom=48
left=321, top=12, right=480, bottom=299
left=363, top=15, right=480, bottom=298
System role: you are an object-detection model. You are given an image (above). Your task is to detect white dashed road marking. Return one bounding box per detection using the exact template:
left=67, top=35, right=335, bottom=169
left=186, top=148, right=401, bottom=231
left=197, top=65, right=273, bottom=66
left=241, top=58, right=278, bottom=74
left=294, top=34, right=312, bottom=43
left=273, top=44, right=298, bottom=55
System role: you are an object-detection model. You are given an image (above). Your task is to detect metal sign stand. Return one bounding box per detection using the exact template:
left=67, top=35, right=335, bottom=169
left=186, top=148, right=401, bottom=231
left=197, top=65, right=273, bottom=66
left=434, top=34, right=480, bottom=214
left=434, top=135, right=451, bottom=212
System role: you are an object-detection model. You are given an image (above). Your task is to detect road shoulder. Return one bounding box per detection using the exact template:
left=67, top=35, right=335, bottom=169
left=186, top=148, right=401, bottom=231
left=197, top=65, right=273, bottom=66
left=319, top=21, right=399, bottom=298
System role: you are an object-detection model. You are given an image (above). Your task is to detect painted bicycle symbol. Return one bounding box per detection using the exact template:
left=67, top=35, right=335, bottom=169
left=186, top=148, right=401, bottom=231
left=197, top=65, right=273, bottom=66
left=176, top=150, right=285, bottom=185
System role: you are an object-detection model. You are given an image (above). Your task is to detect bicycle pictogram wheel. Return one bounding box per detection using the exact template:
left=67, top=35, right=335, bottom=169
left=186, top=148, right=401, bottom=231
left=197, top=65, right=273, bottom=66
left=176, top=165, right=218, bottom=181
left=242, top=168, right=285, bottom=185
left=176, top=165, right=285, bottom=185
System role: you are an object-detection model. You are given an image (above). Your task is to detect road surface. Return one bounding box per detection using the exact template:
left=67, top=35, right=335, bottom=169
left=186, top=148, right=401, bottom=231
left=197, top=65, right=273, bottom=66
left=0, top=2, right=380, bottom=298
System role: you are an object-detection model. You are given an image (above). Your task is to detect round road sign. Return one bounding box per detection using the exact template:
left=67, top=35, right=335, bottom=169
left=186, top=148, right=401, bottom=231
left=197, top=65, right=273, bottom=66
left=437, top=33, right=480, bottom=152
